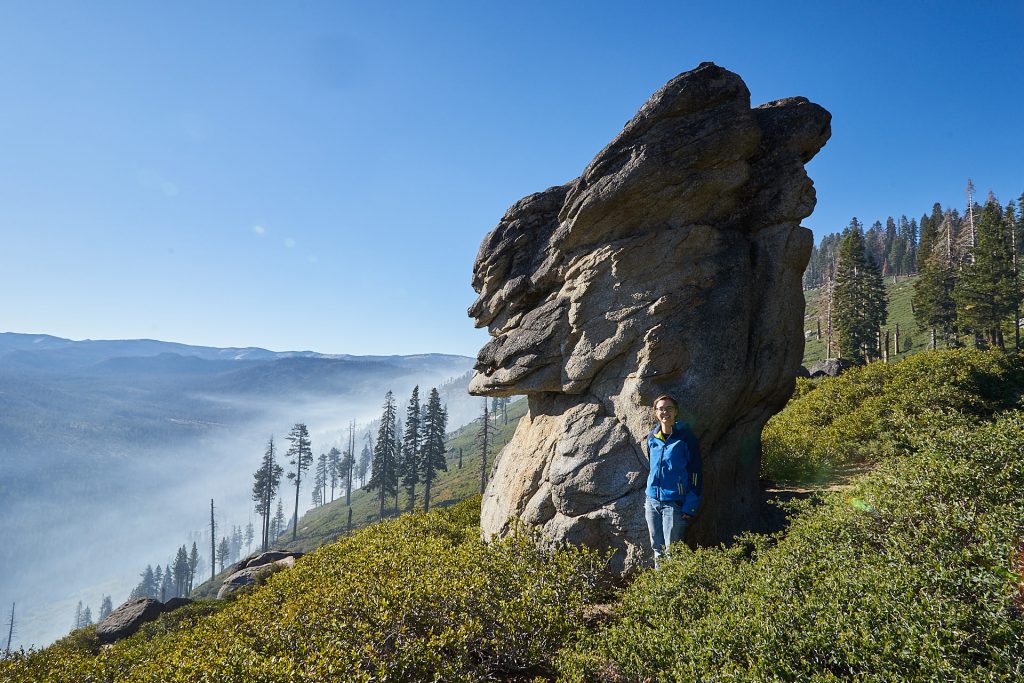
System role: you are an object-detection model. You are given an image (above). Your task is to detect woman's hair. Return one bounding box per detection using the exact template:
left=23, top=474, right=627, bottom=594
left=651, top=394, right=679, bottom=409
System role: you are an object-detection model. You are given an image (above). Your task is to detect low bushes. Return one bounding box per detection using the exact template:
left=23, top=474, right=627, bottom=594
left=558, top=413, right=1024, bottom=681
left=762, top=348, right=1024, bottom=482
left=1, top=498, right=605, bottom=682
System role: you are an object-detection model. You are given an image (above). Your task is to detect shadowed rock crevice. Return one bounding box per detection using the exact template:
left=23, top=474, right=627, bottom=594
left=469, top=63, right=830, bottom=574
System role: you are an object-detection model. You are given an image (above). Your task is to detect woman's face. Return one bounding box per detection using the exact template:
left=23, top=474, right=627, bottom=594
left=654, top=399, right=678, bottom=425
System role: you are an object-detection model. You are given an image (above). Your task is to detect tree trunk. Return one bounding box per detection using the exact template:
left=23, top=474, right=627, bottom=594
left=210, top=500, right=216, bottom=581
left=292, top=471, right=301, bottom=541
left=6, top=602, right=15, bottom=655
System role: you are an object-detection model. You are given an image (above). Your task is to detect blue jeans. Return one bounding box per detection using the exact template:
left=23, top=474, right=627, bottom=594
left=645, top=496, right=689, bottom=568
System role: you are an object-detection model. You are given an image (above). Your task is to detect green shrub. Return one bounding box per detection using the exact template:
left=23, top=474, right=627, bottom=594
left=1, top=497, right=605, bottom=683
left=558, top=414, right=1024, bottom=682
left=762, top=348, right=1024, bottom=483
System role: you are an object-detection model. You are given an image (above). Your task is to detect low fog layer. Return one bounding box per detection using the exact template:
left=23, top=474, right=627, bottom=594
left=0, top=335, right=477, bottom=648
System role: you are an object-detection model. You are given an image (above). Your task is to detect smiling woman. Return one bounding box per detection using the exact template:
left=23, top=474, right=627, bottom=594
left=643, top=394, right=702, bottom=569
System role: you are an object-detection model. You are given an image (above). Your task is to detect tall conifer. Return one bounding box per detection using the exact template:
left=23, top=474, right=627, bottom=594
left=367, top=391, right=399, bottom=521
left=420, top=388, right=448, bottom=512
left=954, top=199, right=1014, bottom=347
left=834, top=220, right=888, bottom=363
left=285, top=423, right=313, bottom=541
left=400, top=387, right=422, bottom=512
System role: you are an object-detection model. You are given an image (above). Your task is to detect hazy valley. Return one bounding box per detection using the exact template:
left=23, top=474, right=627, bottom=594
left=0, top=333, right=476, bottom=647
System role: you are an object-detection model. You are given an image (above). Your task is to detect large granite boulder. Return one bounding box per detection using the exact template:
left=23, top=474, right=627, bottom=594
left=469, top=63, right=830, bottom=573
left=95, top=598, right=165, bottom=644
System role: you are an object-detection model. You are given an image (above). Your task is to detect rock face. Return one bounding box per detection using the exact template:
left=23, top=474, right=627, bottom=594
left=95, top=598, right=165, bottom=644
left=468, top=63, right=830, bottom=573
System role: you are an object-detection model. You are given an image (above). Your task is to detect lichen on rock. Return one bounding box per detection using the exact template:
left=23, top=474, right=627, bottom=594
left=468, top=63, right=830, bottom=573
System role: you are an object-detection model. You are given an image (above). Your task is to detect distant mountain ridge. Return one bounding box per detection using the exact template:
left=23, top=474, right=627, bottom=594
left=0, top=332, right=468, bottom=367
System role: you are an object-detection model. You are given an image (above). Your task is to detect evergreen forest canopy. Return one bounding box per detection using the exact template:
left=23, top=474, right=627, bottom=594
left=807, top=185, right=1024, bottom=363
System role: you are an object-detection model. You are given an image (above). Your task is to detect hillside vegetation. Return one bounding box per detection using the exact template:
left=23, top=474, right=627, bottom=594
left=802, top=274, right=920, bottom=366
left=5, top=349, right=1023, bottom=681
left=190, top=398, right=527, bottom=599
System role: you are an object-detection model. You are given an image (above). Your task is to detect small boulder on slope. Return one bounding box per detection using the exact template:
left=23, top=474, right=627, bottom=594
left=95, top=598, right=165, bottom=644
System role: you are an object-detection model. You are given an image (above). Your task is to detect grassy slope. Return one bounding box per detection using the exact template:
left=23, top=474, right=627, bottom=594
left=802, top=274, right=922, bottom=366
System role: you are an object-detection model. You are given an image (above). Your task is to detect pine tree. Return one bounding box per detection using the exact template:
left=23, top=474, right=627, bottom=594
left=285, top=423, right=313, bottom=542
left=81, top=606, right=92, bottom=627
left=339, top=424, right=355, bottom=505
left=98, top=596, right=113, bottom=621
left=312, top=452, right=328, bottom=507
left=393, top=418, right=403, bottom=512
left=252, top=435, right=283, bottom=552
left=477, top=400, right=495, bottom=495
left=865, top=220, right=887, bottom=273
left=217, top=537, right=230, bottom=573
left=1005, top=201, right=1021, bottom=349
left=188, top=542, right=200, bottom=593
left=153, top=565, right=165, bottom=600
left=160, top=565, right=173, bottom=600
left=73, top=601, right=83, bottom=630
left=913, top=203, right=955, bottom=348
left=173, top=545, right=190, bottom=597
left=367, top=391, right=399, bottom=521
left=419, top=387, right=448, bottom=512
left=271, top=498, right=285, bottom=542
left=954, top=198, right=1015, bottom=347
left=132, top=564, right=157, bottom=599
left=400, top=386, right=422, bottom=512
left=833, top=219, right=888, bottom=363
left=230, top=526, right=243, bottom=563
left=244, top=522, right=254, bottom=555
left=357, top=436, right=372, bottom=489
left=327, top=447, right=342, bottom=502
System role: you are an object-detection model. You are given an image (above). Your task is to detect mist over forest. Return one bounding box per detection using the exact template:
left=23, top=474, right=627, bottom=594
left=0, top=333, right=476, bottom=647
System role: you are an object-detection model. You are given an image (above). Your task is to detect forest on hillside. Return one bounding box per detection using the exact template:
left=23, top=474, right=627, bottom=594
left=806, top=184, right=1024, bottom=363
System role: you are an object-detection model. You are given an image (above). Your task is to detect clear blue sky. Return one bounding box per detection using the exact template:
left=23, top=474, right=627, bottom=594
left=2, top=1, right=1021, bottom=356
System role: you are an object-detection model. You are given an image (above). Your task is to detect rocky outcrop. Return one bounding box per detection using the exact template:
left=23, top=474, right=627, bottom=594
left=95, top=598, right=165, bottom=644
left=217, top=551, right=303, bottom=599
left=469, top=63, right=830, bottom=573
left=808, top=358, right=852, bottom=378
left=94, top=596, right=195, bottom=644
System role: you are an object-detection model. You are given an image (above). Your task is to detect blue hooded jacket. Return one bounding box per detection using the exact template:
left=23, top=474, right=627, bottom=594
left=645, top=421, right=702, bottom=516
